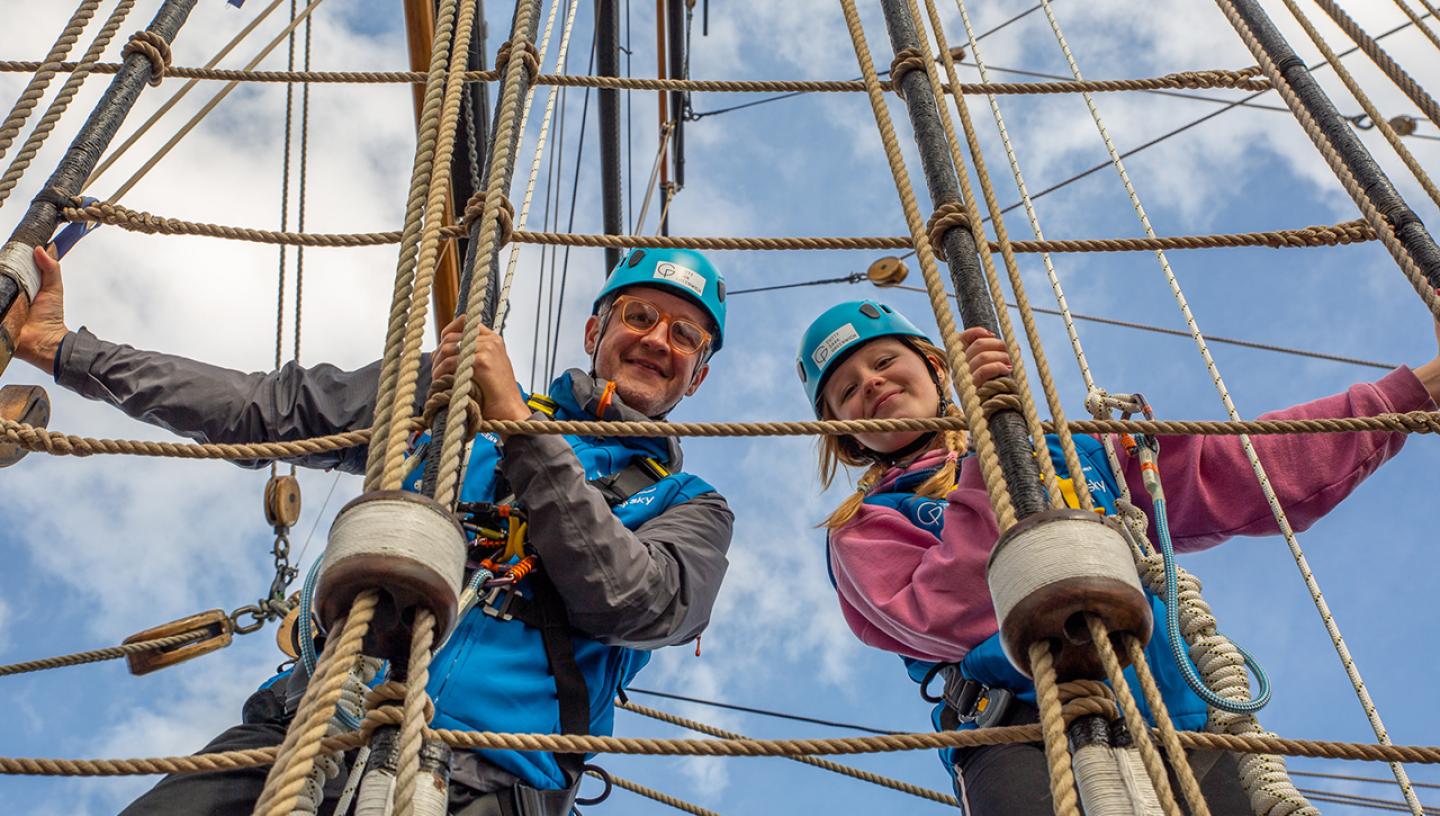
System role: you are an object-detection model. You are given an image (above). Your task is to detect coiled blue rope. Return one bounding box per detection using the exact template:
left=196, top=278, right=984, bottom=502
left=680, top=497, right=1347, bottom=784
left=1154, top=496, right=1272, bottom=714
left=297, top=558, right=366, bottom=731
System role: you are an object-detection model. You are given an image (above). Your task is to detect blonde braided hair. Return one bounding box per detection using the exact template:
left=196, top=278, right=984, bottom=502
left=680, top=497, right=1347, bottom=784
left=817, top=339, right=969, bottom=530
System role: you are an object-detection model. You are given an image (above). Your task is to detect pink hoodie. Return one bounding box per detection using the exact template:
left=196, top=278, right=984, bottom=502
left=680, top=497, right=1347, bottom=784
left=826, top=368, right=1435, bottom=664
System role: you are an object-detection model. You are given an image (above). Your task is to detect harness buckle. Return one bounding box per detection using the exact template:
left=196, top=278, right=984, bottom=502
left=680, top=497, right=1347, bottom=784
left=944, top=673, right=1015, bottom=728
left=973, top=688, right=1015, bottom=728
left=481, top=585, right=517, bottom=621
left=943, top=673, right=983, bottom=722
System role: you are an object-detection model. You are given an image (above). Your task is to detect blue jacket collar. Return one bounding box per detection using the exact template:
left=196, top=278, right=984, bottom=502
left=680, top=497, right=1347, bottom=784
left=546, top=369, right=680, bottom=466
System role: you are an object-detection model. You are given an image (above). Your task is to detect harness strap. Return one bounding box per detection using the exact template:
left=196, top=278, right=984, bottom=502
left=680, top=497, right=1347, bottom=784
left=527, top=573, right=590, bottom=782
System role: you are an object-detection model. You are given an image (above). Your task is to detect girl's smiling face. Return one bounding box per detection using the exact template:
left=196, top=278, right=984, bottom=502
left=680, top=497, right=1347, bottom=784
left=822, top=337, right=941, bottom=454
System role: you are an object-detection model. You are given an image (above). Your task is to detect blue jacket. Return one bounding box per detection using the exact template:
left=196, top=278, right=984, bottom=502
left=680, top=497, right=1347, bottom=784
left=841, top=435, right=1207, bottom=769
left=397, top=371, right=730, bottom=789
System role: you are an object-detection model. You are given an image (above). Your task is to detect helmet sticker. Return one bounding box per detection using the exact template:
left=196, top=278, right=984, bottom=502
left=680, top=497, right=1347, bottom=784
left=811, top=322, right=860, bottom=368
left=653, top=261, right=707, bottom=298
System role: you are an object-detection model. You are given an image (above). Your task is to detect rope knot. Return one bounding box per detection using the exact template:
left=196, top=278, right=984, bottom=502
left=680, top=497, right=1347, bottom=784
left=34, top=188, right=81, bottom=214
left=463, top=192, right=516, bottom=246
left=359, top=680, right=433, bottom=740
left=495, top=39, right=540, bottom=83
left=925, top=202, right=970, bottom=261
left=976, top=375, right=1020, bottom=418
left=888, top=48, right=928, bottom=99
left=1057, top=679, right=1119, bottom=724
left=122, top=31, right=172, bottom=87
left=417, top=372, right=484, bottom=440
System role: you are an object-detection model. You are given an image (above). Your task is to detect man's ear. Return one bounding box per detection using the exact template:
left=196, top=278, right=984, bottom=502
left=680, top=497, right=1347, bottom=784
left=583, top=314, right=602, bottom=356
left=684, top=362, right=710, bottom=397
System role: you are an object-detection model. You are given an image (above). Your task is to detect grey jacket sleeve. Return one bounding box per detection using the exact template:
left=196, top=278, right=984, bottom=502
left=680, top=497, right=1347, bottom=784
left=499, top=427, right=733, bottom=650
left=54, top=327, right=430, bottom=473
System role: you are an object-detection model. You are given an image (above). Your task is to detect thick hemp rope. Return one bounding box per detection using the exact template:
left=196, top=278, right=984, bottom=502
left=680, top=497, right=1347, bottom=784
left=429, top=0, right=543, bottom=503
left=1278, top=0, right=1440, bottom=210
left=1212, top=4, right=1436, bottom=811
left=619, top=701, right=960, bottom=807
left=1085, top=616, right=1190, bottom=816
left=371, top=0, right=486, bottom=493
left=56, top=198, right=1378, bottom=252
left=254, top=591, right=378, bottom=815
left=120, top=30, right=172, bottom=86
left=0, top=630, right=207, bottom=677
left=1308, top=0, right=1440, bottom=131
left=392, top=609, right=439, bottom=816
left=598, top=770, right=720, bottom=816
left=362, top=0, right=467, bottom=490
left=0, top=59, right=1276, bottom=95
left=0, top=0, right=100, bottom=164
left=1123, top=634, right=1217, bottom=816
left=5, top=410, right=1440, bottom=461
left=907, top=0, right=1087, bottom=512
left=7, top=720, right=1440, bottom=778
left=1029, top=641, right=1082, bottom=816
left=838, top=0, right=1018, bottom=530
left=0, top=0, right=135, bottom=208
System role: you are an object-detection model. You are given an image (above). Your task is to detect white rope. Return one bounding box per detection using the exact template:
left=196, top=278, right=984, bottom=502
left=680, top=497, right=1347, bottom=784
left=632, top=120, right=674, bottom=234
left=493, top=0, right=582, bottom=333
left=1036, top=2, right=1416, bottom=813
left=947, top=0, right=1139, bottom=512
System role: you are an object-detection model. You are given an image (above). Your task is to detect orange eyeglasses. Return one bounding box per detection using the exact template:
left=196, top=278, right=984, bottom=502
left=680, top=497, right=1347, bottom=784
left=608, top=294, right=713, bottom=355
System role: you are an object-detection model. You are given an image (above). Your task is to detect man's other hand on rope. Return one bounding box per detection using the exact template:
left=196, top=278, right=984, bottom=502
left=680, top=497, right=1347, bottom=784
left=13, top=246, right=67, bottom=371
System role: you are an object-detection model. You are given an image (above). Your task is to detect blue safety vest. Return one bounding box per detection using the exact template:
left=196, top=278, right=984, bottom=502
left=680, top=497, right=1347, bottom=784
left=394, top=371, right=718, bottom=790
left=827, top=435, right=1207, bottom=770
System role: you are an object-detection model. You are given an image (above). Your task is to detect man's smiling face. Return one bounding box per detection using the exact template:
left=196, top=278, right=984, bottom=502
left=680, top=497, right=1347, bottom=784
left=584, top=285, right=712, bottom=416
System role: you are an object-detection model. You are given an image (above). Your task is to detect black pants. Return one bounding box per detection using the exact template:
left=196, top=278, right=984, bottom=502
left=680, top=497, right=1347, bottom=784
left=117, top=688, right=572, bottom=816
left=952, top=736, right=1252, bottom=816
left=118, top=687, right=347, bottom=816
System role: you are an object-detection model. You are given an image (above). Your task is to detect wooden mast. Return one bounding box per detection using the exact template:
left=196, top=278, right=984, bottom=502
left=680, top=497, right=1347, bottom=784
left=403, top=0, right=461, bottom=340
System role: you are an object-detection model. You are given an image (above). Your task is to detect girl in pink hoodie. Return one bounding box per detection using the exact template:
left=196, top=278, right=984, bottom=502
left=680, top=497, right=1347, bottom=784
left=795, top=299, right=1440, bottom=815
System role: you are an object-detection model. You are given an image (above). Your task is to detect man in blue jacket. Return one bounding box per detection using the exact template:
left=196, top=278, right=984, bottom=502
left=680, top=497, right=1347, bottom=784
left=13, top=245, right=734, bottom=816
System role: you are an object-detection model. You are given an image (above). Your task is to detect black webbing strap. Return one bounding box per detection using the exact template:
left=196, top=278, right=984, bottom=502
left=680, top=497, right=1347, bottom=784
left=527, top=572, right=590, bottom=781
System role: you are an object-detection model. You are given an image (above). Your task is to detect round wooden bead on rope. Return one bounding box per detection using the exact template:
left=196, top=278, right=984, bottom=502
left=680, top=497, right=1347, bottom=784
left=986, top=508, right=1152, bottom=679
left=316, top=491, right=467, bottom=662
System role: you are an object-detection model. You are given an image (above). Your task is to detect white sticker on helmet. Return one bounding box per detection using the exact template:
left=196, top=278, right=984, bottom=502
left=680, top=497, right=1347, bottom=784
left=653, top=261, right=706, bottom=298
left=811, top=323, right=860, bottom=368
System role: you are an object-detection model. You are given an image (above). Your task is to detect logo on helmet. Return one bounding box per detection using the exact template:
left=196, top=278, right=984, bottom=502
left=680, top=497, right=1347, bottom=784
left=653, top=261, right=707, bottom=298
left=811, top=323, right=860, bottom=368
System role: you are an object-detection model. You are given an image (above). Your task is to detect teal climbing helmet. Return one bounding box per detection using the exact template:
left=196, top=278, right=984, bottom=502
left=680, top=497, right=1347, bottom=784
left=593, top=248, right=727, bottom=351
left=797, top=299, right=930, bottom=416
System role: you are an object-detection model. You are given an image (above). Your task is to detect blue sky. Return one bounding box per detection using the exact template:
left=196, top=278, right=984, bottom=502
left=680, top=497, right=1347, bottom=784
left=2, top=0, right=1439, bottom=813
